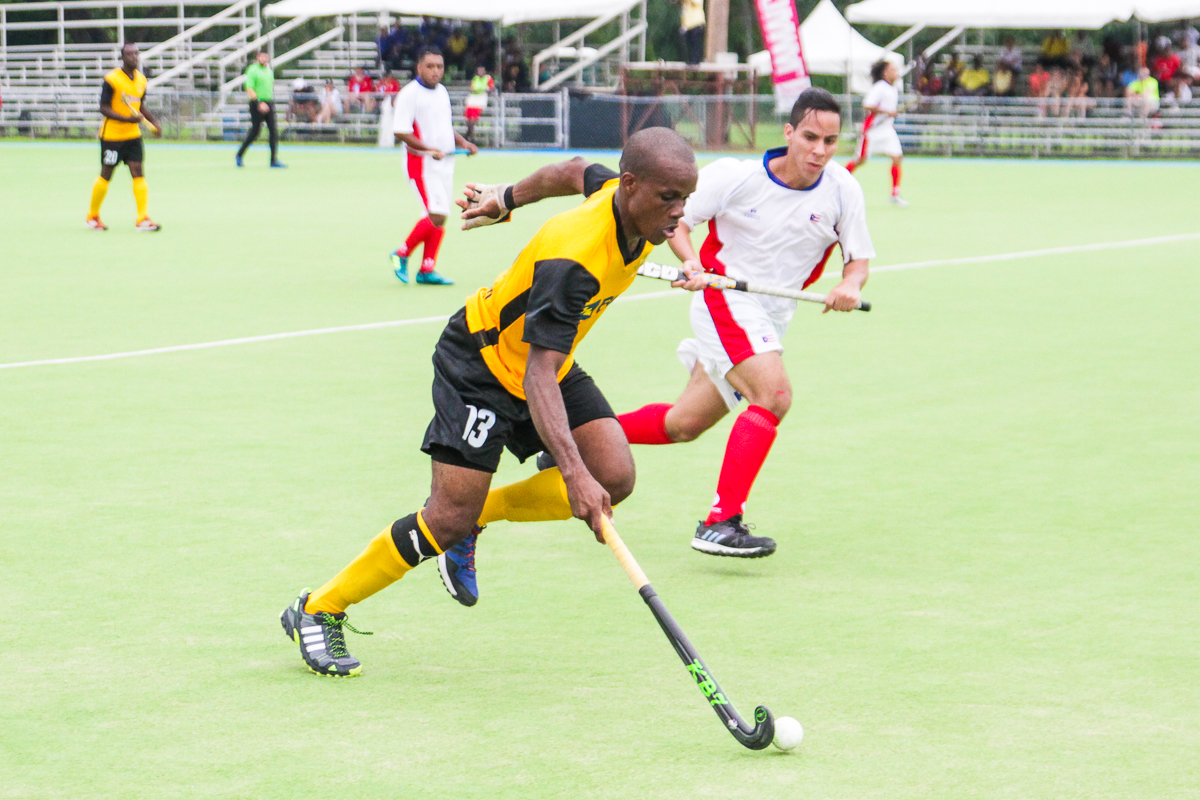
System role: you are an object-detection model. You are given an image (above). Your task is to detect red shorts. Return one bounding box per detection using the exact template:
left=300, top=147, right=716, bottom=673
left=464, top=106, right=482, bottom=120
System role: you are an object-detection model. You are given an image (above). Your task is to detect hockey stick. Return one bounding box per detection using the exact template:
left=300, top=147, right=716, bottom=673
left=600, top=516, right=775, bottom=750
left=636, top=262, right=871, bottom=312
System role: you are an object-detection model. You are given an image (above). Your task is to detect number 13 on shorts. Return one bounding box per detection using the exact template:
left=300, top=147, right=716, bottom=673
left=462, top=404, right=496, bottom=447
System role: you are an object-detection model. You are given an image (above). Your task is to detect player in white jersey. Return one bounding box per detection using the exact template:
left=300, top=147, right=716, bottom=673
left=389, top=47, right=477, bottom=286
left=846, top=60, right=908, bottom=206
left=617, top=88, right=875, bottom=557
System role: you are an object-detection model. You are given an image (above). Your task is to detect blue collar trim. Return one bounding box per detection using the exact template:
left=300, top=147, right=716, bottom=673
left=763, top=147, right=823, bottom=191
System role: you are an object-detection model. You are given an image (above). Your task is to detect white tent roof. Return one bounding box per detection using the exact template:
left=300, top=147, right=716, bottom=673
left=845, top=0, right=1200, bottom=28
left=263, top=0, right=637, bottom=24
left=748, top=0, right=902, bottom=92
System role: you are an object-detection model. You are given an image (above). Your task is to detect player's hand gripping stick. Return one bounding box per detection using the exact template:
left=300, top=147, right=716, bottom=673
left=636, top=262, right=871, bottom=312
left=600, top=516, right=776, bottom=750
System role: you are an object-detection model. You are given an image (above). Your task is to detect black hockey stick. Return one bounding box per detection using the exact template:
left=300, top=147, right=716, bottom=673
left=600, top=516, right=775, bottom=750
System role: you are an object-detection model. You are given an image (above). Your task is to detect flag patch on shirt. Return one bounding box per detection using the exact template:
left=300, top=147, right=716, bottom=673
left=809, top=213, right=821, bottom=222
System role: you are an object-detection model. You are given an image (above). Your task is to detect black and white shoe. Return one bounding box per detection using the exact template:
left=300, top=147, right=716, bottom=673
left=535, top=450, right=557, bottom=471
left=280, top=589, right=372, bottom=677
left=691, top=515, right=777, bottom=558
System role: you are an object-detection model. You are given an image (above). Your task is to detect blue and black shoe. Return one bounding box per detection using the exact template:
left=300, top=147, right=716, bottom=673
left=235, top=154, right=244, bottom=168
left=438, top=526, right=480, bottom=607
left=390, top=251, right=409, bottom=283
left=415, top=269, right=454, bottom=286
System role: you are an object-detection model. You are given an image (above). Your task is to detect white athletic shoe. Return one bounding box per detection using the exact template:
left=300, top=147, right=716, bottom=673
left=134, top=218, right=162, bottom=232
left=889, top=194, right=909, bottom=207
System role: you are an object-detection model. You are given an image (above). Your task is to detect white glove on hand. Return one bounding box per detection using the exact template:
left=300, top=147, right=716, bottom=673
left=459, top=182, right=513, bottom=230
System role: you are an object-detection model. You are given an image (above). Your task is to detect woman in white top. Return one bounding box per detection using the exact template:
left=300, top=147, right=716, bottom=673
left=846, top=59, right=907, bottom=206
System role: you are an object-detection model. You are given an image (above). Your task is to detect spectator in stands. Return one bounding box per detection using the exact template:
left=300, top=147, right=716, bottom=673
left=1029, top=63, right=1051, bottom=114
left=1092, top=53, right=1119, bottom=97
left=502, top=50, right=529, bottom=92
left=447, top=26, right=469, bottom=72
left=317, top=79, right=343, bottom=124
left=1065, top=68, right=1093, bottom=117
left=992, top=63, right=1015, bottom=97
left=1152, top=46, right=1182, bottom=87
left=917, top=63, right=943, bottom=109
left=1125, top=67, right=1160, bottom=117
left=1163, top=73, right=1193, bottom=110
left=378, top=70, right=401, bottom=97
left=347, top=66, right=376, bottom=114
left=680, top=0, right=706, bottom=66
left=957, top=56, right=990, bottom=96
left=943, top=53, right=964, bottom=94
left=380, top=22, right=405, bottom=72
left=997, top=37, right=1023, bottom=78
left=376, top=26, right=389, bottom=70
left=1042, top=30, right=1071, bottom=68
left=289, top=77, right=319, bottom=123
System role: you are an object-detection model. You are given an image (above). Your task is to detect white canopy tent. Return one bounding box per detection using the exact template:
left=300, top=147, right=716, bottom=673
left=845, top=0, right=1200, bottom=28
left=263, top=0, right=638, bottom=24
left=748, top=0, right=903, bottom=94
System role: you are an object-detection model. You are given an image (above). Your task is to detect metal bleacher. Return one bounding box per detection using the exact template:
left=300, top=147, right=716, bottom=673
left=892, top=96, right=1200, bottom=158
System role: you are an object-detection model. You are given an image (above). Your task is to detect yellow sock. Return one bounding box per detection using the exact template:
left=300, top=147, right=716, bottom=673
left=305, top=511, right=443, bottom=615
left=88, top=176, right=109, bottom=218
left=479, top=467, right=573, bottom=525
left=132, top=177, right=149, bottom=221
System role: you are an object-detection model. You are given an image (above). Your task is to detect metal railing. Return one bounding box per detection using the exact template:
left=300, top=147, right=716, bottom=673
left=5, top=89, right=1200, bottom=158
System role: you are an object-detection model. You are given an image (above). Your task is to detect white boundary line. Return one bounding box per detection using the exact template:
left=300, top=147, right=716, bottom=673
left=3, top=233, right=1197, bottom=372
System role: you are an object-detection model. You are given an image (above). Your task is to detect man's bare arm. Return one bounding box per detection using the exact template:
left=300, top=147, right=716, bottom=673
left=395, top=131, right=443, bottom=158
left=823, top=258, right=869, bottom=313
left=457, top=157, right=590, bottom=228
left=524, top=344, right=611, bottom=539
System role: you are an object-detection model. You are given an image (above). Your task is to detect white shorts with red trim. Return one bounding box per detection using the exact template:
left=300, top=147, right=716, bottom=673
left=405, top=151, right=455, bottom=216
left=676, top=289, right=787, bottom=412
left=858, top=124, right=903, bottom=159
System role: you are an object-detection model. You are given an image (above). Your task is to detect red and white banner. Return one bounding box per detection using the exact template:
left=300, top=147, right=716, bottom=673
left=754, top=0, right=811, bottom=113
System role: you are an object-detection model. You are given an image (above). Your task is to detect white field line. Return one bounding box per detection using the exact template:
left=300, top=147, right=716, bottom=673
left=2, top=233, right=1197, bottom=372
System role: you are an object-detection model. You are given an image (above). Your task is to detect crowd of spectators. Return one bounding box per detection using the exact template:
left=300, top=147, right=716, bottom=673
left=376, top=17, right=497, bottom=78
left=914, top=25, right=1199, bottom=118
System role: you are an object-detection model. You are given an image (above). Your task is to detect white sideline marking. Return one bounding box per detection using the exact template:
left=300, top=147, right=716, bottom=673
left=870, top=232, right=1200, bottom=274
left=3, top=233, right=1197, bottom=371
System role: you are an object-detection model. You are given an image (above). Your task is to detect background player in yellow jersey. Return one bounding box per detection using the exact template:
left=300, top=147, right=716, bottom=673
left=280, top=128, right=697, bottom=677
left=86, top=43, right=162, bottom=232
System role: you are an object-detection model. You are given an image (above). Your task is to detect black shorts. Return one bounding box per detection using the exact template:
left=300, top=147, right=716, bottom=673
left=421, top=308, right=615, bottom=473
left=100, top=138, right=144, bottom=167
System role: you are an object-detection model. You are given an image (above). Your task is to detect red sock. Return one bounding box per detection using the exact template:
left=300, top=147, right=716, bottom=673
left=419, top=224, right=445, bottom=271
left=704, top=405, right=779, bottom=525
left=402, top=216, right=434, bottom=255
left=618, top=403, right=673, bottom=445
left=891, top=162, right=902, bottom=194
left=845, top=160, right=858, bottom=174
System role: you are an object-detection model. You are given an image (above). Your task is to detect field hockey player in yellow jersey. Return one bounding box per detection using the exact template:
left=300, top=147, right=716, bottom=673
left=87, top=43, right=162, bottom=232
left=280, top=128, right=697, bottom=677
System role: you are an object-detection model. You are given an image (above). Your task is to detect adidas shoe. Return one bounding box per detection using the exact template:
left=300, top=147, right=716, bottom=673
left=134, top=218, right=162, bottom=232
left=415, top=268, right=454, bottom=286
left=438, top=526, right=481, bottom=607
left=390, top=251, right=409, bottom=283
left=85, top=216, right=108, bottom=231
left=280, top=589, right=372, bottom=677
left=691, top=515, right=777, bottom=558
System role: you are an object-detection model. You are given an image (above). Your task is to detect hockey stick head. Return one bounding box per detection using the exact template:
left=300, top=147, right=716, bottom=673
left=730, top=705, right=776, bottom=750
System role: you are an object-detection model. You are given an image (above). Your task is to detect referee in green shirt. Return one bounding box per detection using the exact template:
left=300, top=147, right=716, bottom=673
left=236, top=50, right=285, bottom=168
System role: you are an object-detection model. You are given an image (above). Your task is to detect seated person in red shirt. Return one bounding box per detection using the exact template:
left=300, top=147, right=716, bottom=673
left=378, top=70, right=401, bottom=97
left=347, top=66, right=377, bottom=113
left=1152, top=49, right=1181, bottom=86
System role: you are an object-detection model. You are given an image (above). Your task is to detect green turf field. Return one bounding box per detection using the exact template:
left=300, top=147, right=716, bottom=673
left=2, top=142, right=1198, bottom=799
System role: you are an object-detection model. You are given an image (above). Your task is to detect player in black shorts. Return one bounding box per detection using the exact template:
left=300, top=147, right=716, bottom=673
left=280, top=128, right=698, bottom=676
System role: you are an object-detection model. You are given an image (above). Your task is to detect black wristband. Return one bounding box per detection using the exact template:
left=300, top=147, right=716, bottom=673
left=503, top=185, right=517, bottom=210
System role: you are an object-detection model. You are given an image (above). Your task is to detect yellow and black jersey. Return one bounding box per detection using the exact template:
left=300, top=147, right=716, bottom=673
left=98, top=67, right=147, bottom=142
left=464, top=164, right=652, bottom=399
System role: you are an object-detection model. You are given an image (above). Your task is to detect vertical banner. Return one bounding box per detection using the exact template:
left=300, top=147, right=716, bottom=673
left=754, top=0, right=811, bottom=113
